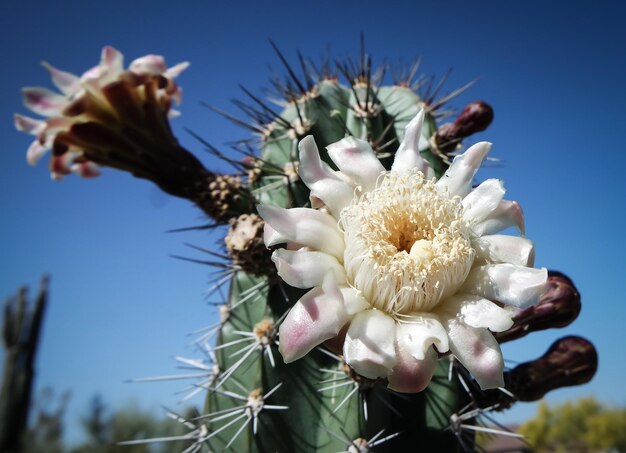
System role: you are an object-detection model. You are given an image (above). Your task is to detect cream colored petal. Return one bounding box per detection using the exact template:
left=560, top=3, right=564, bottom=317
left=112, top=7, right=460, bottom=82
left=326, top=137, right=384, bottom=192
left=436, top=141, right=492, bottom=197
left=395, top=314, right=449, bottom=360
left=298, top=135, right=355, bottom=217
left=462, top=179, right=505, bottom=224
left=461, top=263, right=548, bottom=308
left=338, top=287, right=370, bottom=315
left=473, top=235, right=535, bottom=267
left=446, top=318, right=505, bottom=389
left=437, top=294, right=514, bottom=332
left=344, top=310, right=397, bottom=379
left=258, top=205, right=344, bottom=260
left=473, top=200, right=525, bottom=236
left=271, top=248, right=346, bottom=289
left=41, top=62, right=80, bottom=96
left=391, top=110, right=432, bottom=175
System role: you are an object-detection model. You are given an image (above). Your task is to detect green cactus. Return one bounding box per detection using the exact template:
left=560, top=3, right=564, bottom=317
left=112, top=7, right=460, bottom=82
left=13, top=44, right=598, bottom=453
left=200, top=49, right=490, bottom=452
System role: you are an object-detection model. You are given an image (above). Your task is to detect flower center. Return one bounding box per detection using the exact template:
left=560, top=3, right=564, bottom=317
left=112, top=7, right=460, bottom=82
left=340, top=170, right=474, bottom=315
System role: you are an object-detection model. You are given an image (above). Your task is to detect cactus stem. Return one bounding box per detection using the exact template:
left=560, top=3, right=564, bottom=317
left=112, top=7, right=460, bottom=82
left=199, top=383, right=289, bottom=449
left=324, top=426, right=402, bottom=453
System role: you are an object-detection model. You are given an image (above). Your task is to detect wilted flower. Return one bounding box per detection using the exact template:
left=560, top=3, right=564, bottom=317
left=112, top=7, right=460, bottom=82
left=14, top=46, right=188, bottom=179
left=259, top=110, right=547, bottom=392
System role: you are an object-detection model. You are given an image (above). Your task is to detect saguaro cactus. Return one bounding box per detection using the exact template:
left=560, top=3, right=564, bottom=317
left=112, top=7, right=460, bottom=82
left=14, top=45, right=597, bottom=452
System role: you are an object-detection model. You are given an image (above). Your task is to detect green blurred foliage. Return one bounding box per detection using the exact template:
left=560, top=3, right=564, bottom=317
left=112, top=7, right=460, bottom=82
left=21, top=389, right=196, bottom=453
left=520, top=397, right=626, bottom=452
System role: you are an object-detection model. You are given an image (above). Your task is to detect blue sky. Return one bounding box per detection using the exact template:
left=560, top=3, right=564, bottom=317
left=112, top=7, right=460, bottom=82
left=2, top=0, right=626, bottom=443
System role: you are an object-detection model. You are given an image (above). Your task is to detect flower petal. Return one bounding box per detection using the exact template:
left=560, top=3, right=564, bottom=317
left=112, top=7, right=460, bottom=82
left=278, top=275, right=349, bottom=363
left=129, top=54, right=167, bottom=75
left=14, top=114, right=45, bottom=135
left=473, top=234, right=535, bottom=267
left=461, top=263, right=548, bottom=308
left=326, top=137, right=384, bottom=192
left=298, top=135, right=355, bottom=217
left=387, top=345, right=438, bottom=393
left=473, top=200, right=525, bottom=236
left=164, top=61, right=190, bottom=79
left=41, top=61, right=80, bottom=96
left=391, top=109, right=431, bottom=175
left=462, top=178, right=505, bottom=224
left=258, top=205, right=344, bottom=259
left=338, top=287, right=370, bottom=315
left=26, top=140, right=48, bottom=165
left=71, top=161, right=101, bottom=178
left=344, top=310, right=397, bottom=379
left=446, top=318, right=505, bottom=389
left=436, top=141, right=492, bottom=197
left=271, top=248, right=346, bottom=289
left=395, top=314, right=449, bottom=360
left=438, top=294, right=513, bottom=332
left=100, top=46, right=124, bottom=76
left=22, top=87, right=67, bottom=117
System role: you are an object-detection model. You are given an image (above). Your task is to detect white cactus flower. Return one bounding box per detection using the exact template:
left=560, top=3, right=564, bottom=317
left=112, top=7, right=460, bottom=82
left=258, top=110, right=547, bottom=392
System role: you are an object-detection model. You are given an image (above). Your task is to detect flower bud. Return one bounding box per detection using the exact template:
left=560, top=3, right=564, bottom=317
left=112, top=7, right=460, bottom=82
left=495, top=270, right=581, bottom=343
left=225, top=214, right=273, bottom=276
left=474, top=336, right=598, bottom=409
left=434, top=100, right=494, bottom=155
left=505, top=336, right=598, bottom=402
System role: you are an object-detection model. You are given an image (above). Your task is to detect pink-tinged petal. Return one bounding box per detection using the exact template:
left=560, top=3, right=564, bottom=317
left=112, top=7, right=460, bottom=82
left=473, top=235, right=535, bottom=267
left=258, top=205, right=344, bottom=260
left=446, top=318, right=504, bottom=389
left=438, top=294, right=513, bottom=332
left=298, top=135, right=355, bottom=217
left=387, top=345, right=438, bottom=393
left=326, top=137, right=384, bottom=192
left=395, top=314, right=449, bottom=360
left=14, top=114, right=45, bottom=135
left=272, top=248, right=346, bottom=289
left=391, top=109, right=431, bottom=175
left=50, top=152, right=76, bottom=177
left=462, top=179, right=505, bottom=224
left=461, top=264, right=548, bottom=308
left=100, top=46, right=124, bottom=76
left=22, top=87, right=67, bottom=117
left=26, top=140, right=48, bottom=165
left=278, top=276, right=349, bottom=363
left=42, top=117, right=73, bottom=135
left=164, top=61, right=190, bottom=79
left=436, top=141, right=492, bottom=197
left=344, top=310, right=397, bottom=379
left=129, top=54, right=167, bottom=75
left=41, top=61, right=80, bottom=96
left=71, top=161, right=100, bottom=178
left=473, top=200, right=525, bottom=236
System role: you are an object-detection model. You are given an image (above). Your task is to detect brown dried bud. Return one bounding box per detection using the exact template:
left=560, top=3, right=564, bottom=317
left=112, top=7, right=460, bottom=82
left=434, top=100, right=494, bottom=154
left=506, top=336, right=598, bottom=402
left=225, top=214, right=273, bottom=276
left=495, top=270, right=581, bottom=343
